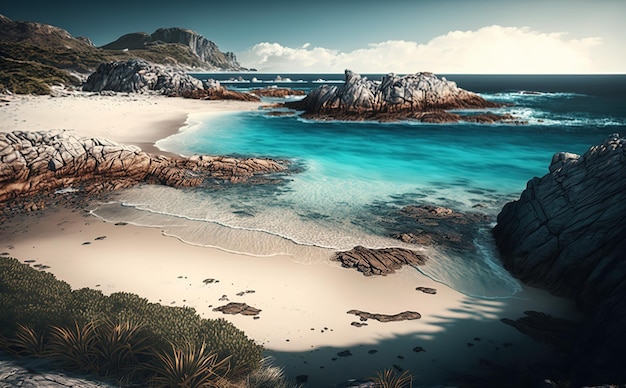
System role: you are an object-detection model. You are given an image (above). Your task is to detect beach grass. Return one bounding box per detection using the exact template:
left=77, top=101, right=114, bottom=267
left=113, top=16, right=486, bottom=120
left=0, top=256, right=264, bottom=385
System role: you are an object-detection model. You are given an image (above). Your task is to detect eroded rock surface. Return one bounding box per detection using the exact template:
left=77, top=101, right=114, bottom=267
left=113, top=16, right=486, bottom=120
left=392, top=205, right=491, bottom=252
left=82, top=59, right=203, bottom=95
left=213, top=302, right=261, bottom=316
left=179, top=79, right=260, bottom=101
left=250, top=88, right=306, bottom=97
left=334, top=246, right=426, bottom=276
left=284, top=70, right=515, bottom=123
left=347, top=310, right=421, bottom=322
left=493, top=133, right=626, bottom=384
left=0, top=130, right=287, bottom=202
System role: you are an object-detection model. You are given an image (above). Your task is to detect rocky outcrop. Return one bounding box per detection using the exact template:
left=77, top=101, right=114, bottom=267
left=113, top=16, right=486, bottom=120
left=178, top=80, right=260, bottom=101
left=334, top=246, right=426, bottom=276
left=347, top=310, right=421, bottom=322
left=213, top=302, right=261, bottom=316
left=82, top=59, right=204, bottom=95
left=0, top=130, right=287, bottom=202
left=493, top=133, right=626, bottom=384
left=0, top=353, right=114, bottom=387
left=101, top=27, right=244, bottom=71
left=284, top=70, right=514, bottom=123
left=250, top=88, right=306, bottom=98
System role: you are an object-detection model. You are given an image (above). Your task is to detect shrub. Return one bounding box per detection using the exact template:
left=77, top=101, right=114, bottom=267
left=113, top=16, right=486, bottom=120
left=0, top=257, right=264, bottom=385
left=371, top=368, right=413, bottom=388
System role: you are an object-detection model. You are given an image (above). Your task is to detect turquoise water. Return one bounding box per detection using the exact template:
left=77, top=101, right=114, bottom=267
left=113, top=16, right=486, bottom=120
left=93, top=75, right=626, bottom=298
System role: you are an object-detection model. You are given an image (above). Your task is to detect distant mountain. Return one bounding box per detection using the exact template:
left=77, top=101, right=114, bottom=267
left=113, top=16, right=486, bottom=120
left=0, top=14, right=245, bottom=94
left=102, top=27, right=242, bottom=71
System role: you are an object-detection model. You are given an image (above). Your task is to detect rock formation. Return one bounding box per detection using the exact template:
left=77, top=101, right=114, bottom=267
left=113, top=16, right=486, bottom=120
left=0, top=130, right=287, bottom=202
left=250, top=88, right=306, bottom=98
left=284, top=70, right=515, bottom=123
left=82, top=59, right=204, bottom=95
left=334, top=246, right=426, bottom=276
left=213, top=302, right=261, bottom=316
left=391, top=205, right=491, bottom=252
left=347, top=310, right=421, bottom=322
left=493, top=133, right=626, bottom=384
left=179, top=79, right=260, bottom=101
left=101, top=27, right=244, bottom=71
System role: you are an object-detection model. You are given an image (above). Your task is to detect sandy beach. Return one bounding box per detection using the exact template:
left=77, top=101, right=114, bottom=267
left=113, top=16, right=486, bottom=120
left=0, top=93, right=580, bottom=386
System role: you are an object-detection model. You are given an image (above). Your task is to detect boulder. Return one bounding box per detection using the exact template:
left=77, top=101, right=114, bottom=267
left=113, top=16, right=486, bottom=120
left=82, top=59, right=204, bottom=95
left=493, top=133, right=626, bottom=384
left=284, top=70, right=515, bottom=123
left=334, top=246, right=426, bottom=276
left=0, top=130, right=287, bottom=202
left=212, top=302, right=261, bottom=316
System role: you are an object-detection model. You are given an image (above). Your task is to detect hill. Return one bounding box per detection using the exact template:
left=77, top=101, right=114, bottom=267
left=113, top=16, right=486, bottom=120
left=0, top=14, right=244, bottom=94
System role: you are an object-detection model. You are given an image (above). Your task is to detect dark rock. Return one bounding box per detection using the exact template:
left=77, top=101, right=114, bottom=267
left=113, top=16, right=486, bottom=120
left=416, top=287, right=437, bottom=295
left=493, top=134, right=626, bottom=384
left=284, top=70, right=518, bottom=123
left=350, top=322, right=368, bottom=327
left=501, top=311, right=579, bottom=352
left=412, top=346, right=425, bottom=353
left=347, top=309, right=421, bottom=322
left=391, top=205, right=491, bottom=253
left=212, top=302, right=261, bottom=316
left=337, top=350, right=352, bottom=357
left=334, top=246, right=426, bottom=276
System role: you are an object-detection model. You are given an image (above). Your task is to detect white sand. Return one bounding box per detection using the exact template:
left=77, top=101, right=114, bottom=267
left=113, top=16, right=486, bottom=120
left=0, top=93, right=580, bottom=386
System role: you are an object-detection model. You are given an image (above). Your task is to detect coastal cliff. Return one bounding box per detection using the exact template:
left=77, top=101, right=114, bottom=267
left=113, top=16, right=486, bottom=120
left=493, top=133, right=626, bottom=383
left=284, top=70, right=513, bottom=123
left=0, top=130, right=286, bottom=202
left=101, top=27, right=244, bottom=71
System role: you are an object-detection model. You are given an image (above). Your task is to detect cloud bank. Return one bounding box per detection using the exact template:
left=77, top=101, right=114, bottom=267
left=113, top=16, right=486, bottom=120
left=237, top=25, right=601, bottom=73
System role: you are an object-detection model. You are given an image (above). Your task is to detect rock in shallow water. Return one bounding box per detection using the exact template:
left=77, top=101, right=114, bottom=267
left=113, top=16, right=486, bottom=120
left=0, top=130, right=287, bottom=202
left=284, top=70, right=519, bottom=123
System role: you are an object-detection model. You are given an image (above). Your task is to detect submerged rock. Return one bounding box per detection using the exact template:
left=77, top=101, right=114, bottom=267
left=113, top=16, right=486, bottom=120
left=493, top=133, right=626, bottom=384
left=0, top=130, right=287, bottom=202
left=284, top=70, right=516, bottom=123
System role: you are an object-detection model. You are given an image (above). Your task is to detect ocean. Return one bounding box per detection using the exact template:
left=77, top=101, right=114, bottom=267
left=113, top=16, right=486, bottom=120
left=92, top=73, right=626, bottom=298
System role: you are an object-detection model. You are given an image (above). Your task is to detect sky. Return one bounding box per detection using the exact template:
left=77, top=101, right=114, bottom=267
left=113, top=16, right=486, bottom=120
left=1, top=0, right=624, bottom=73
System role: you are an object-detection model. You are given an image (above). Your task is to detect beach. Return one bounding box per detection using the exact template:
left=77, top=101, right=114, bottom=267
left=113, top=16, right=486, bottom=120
left=0, top=93, right=580, bottom=386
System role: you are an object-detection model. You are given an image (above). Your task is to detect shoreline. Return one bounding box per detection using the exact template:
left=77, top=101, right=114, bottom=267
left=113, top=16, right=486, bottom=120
left=0, top=203, right=580, bottom=385
left=0, top=93, right=581, bottom=385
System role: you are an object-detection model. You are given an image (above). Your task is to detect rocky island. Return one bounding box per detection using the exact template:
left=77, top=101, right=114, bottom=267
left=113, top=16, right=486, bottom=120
left=284, top=70, right=517, bottom=123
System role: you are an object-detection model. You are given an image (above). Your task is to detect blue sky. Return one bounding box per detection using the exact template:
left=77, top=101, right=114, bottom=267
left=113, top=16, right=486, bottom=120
left=1, top=0, right=624, bottom=73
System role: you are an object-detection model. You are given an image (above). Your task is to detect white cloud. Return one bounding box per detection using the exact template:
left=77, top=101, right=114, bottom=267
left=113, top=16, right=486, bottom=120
left=237, top=25, right=603, bottom=73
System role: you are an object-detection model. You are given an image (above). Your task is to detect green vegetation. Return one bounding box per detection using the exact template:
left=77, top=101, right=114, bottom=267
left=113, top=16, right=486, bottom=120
left=0, top=56, right=81, bottom=94
left=0, top=256, right=265, bottom=386
left=0, top=40, right=210, bottom=95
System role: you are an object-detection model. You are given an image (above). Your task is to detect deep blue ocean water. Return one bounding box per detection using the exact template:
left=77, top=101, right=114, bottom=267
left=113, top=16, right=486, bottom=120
left=93, top=74, right=626, bottom=298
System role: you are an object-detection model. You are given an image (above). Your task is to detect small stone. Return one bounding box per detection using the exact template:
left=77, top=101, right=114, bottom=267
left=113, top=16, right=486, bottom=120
left=337, top=350, right=352, bottom=357
left=416, top=287, right=437, bottom=295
